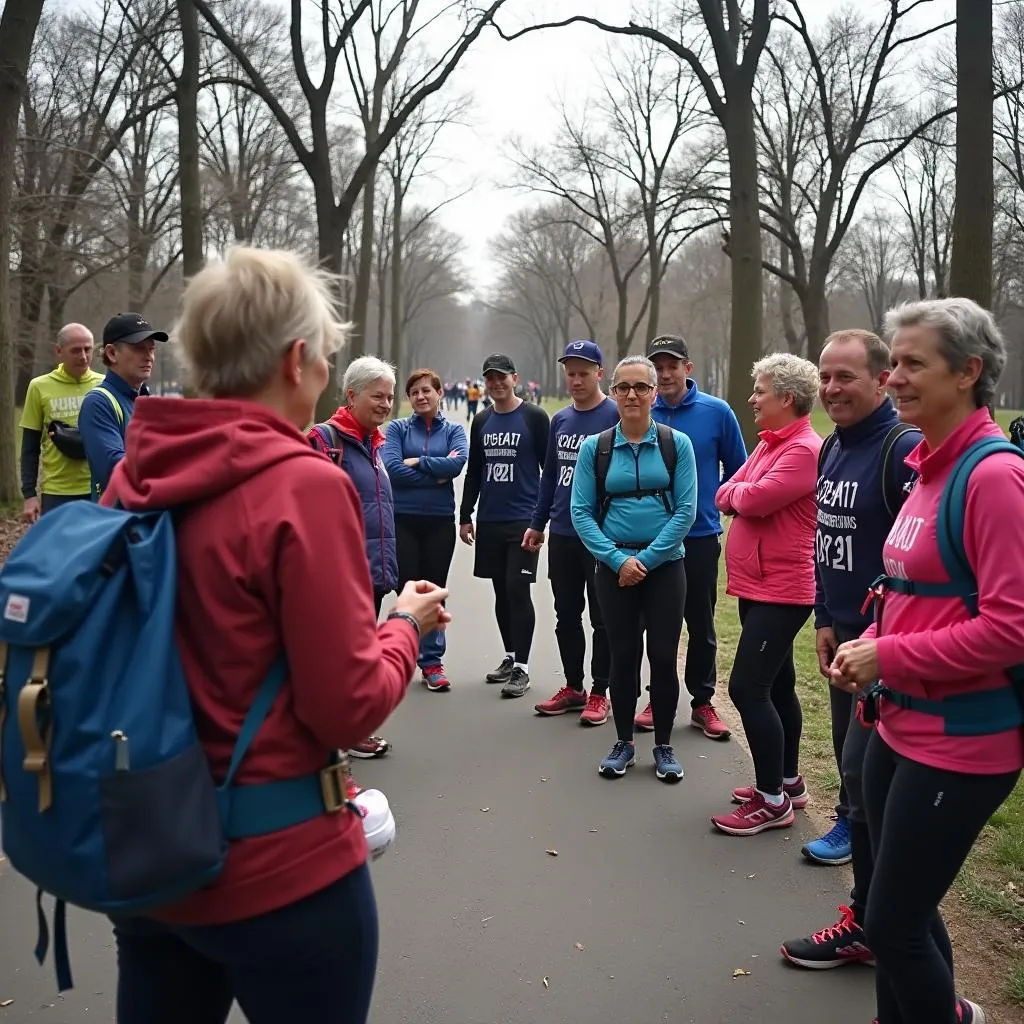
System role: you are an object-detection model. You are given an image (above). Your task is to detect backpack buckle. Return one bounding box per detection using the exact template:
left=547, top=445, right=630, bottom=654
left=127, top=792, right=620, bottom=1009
left=17, top=648, right=53, bottom=812
left=319, top=761, right=348, bottom=813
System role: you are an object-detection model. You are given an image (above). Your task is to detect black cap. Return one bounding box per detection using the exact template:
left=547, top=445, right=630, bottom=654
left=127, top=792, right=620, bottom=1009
left=102, top=313, right=168, bottom=346
left=647, top=334, right=689, bottom=360
left=482, top=353, right=516, bottom=375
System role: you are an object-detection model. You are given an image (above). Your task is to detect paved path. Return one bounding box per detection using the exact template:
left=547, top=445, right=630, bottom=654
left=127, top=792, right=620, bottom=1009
left=0, top=540, right=875, bottom=1023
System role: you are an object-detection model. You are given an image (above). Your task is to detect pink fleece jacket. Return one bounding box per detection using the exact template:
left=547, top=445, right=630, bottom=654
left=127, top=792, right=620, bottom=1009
left=863, top=408, right=1024, bottom=775
left=716, top=416, right=822, bottom=606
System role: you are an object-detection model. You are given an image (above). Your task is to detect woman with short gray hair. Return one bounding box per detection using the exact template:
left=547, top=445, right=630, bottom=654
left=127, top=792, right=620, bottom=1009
left=829, top=297, right=1024, bottom=1024
left=711, top=352, right=822, bottom=836
left=309, top=355, right=399, bottom=760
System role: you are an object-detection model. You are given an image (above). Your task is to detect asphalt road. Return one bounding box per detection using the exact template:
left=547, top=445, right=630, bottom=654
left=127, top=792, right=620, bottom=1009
left=0, top=538, right=875, bottom=1024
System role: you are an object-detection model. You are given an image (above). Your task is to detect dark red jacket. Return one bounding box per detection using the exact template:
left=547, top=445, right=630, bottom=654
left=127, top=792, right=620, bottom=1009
left=103, top=397, right=418, bottom=924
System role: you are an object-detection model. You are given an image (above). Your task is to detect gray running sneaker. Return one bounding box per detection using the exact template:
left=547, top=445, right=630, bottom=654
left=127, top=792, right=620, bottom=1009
left=486, top=655, right=514, bottom=684
left=501, top=667, right=530, bottom=698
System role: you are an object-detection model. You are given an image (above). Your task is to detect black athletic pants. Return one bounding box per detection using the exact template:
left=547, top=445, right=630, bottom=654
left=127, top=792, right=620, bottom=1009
left=595, top=558, right=685, bottom=746
left=726, top=599, right=810, bottom=795
left=395, top=514, right=456, bottom=667
left=547, top=533, right=609, bottom=696
left=679, top=534, right=721, bottom=707
left=862, top=730, right=1019, bottom=1023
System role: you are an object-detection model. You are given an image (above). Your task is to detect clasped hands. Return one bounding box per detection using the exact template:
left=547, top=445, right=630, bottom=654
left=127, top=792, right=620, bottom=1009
left=827, top=637, right=880, bottom=694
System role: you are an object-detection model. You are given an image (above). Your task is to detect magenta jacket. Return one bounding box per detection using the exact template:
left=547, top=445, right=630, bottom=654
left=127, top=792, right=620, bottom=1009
left=864, top=408, right=1024, bottom=775
left=716, top=416, right=822, bottom=605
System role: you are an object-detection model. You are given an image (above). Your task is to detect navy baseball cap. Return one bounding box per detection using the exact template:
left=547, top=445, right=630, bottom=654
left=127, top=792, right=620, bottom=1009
left=558, top=340, right=603, bottom=366
left=102, top=313, right=168, bottom=346
left=482, top=353, right=516, bottom=375
left=647, top=334, right=689, bottom=360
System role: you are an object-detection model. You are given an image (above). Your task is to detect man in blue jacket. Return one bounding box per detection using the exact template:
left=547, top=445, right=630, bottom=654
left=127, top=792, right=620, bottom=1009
left=780, top=328, right=920, bottom=970
left=79, top=312, right=167, bottom=499
left=643, top=333, right=746, bottom=740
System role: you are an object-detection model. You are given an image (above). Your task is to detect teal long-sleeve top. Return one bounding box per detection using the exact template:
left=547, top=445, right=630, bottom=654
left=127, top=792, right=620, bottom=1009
left=570, top=421, right=698, bottom=573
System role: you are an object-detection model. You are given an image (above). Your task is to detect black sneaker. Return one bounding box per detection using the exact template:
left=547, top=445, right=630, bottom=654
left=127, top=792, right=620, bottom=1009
left=779, top=905, right=874, bottom=969
left=485, top=655, right=514, bottom=684
left=501, top=667, right=530, bottom=698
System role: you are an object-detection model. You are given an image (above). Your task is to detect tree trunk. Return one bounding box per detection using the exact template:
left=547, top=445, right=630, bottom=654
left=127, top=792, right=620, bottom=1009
left=15, top=271, right=45, bottom=404
left=724, top=92, right=764, bottom=450
left=177, top=0, right=204, bottom=278
left=646, top=222, right=661, bottom=343
left=615, top=280, right=630, bottom=360
left=375, top=255, right=387, bottom=357
left=349, top=167, right=377, bottom=359
left=389, top=176, right=404, bottom=413
left=802, top=273, right=832, bottom=362
left=0, top=0, right=44, bottom=500
left=779, top=244, right=802, bottom=354
left=314, top=193, right=346, bottom=424
left=949, top=0, right=993, bottom=306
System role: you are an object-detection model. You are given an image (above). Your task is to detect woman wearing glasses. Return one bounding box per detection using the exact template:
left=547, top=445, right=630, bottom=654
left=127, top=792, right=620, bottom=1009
left=571, top=356, right=697, bottom=781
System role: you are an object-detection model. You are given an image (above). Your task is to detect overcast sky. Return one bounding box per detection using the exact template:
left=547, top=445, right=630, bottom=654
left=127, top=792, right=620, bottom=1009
left=414, top=0, right=957, bottom=291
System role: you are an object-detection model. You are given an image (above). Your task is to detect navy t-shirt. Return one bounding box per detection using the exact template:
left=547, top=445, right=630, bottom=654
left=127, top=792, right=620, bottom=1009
left=460, top=402, right=549, bottom=524
left=530, top=399, right=620, bottom=537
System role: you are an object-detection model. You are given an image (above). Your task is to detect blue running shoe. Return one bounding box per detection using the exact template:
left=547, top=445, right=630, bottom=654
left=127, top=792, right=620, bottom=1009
left=599, top=740, right=635, bottom=778
left=802, top=815, right=852, bottom=864
left=652, top=744, right=683, bottom=783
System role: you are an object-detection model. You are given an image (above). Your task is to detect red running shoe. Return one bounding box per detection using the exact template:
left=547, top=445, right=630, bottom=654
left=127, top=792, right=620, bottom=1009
left=579, top=692, right=610, bottom=726
left=348, top=736, right=390, bottom=759
left=712, top=791, right=795, bottom=836
left=634, top=701, right=654, bottom=731
left=422, top=665, right=451, bottom=692
left=732, top=776, right=808, bottom=809
left=691, top=703, right=731, bottom=740
left=534, top=686, right=586, bottom=716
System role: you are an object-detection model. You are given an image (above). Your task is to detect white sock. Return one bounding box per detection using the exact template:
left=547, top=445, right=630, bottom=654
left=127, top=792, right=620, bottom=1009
left=514, top=661, right=528, bottom=673
left=759, top=789, right=785, bottom=807
left=783, top=776, right=800, bottom=786
left=504, top=652, right=514, bottom=660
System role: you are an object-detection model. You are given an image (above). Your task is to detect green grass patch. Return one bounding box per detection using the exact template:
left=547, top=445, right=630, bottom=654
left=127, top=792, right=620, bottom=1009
left=1006, top=962, right=1024, bottom=1005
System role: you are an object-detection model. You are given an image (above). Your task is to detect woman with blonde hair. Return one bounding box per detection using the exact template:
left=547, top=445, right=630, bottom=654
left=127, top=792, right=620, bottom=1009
left=101, top=246, right=448, bottom=1024
left=712, top=353, right=822, bottom=835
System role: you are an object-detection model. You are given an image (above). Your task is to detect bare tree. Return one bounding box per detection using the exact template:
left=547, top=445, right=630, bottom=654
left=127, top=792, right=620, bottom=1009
left=192, top=0, right=508, bottom=419
left=843, top=210, right=907, bottom=334
left=511, top=106, right=651, bottom=360
left=890, top=115, right=955, bottom=299
left=756, top=1, right=954, bottom=359
left=595, top=35, right=719, bottom=344
left=0, top=0, right=47, bottom=500
left=949, top=0, right=993, bottom=304
left=498, top=0, right=772, bottom=446
left=176, top=0, right=203, bottom=276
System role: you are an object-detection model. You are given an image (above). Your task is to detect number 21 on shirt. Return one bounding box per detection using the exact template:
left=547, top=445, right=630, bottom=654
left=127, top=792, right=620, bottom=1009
left=487, top=462, right=515, bottom=483
left=816, top=529, right=854, bottom=572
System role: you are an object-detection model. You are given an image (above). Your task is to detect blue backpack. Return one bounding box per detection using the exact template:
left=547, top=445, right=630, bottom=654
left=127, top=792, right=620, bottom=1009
left=873, top=434, right=1024, bottom=734
left=0, top=502, right=347, bottom=991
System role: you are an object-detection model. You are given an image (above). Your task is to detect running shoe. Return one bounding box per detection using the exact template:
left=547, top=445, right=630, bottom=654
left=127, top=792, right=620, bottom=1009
left=534, top=686, right=586, bottom=716
left=780, top=905, right=874, bottom=969
left=579, top=692, right=610, bottom=726
left=652, top=744, right=683, bottom=782
left=712, top=792, right=795, bottom=835
left=348, top=736, right=390, bottom=759
left=485, top=655, right=514, bottom=684
left=802, top=815, right=852, bottom=865
left=634, top=701, right=654, bottom=731
left=599, top=740, right=636, bottom=778
left=691, top=702, right=731, bottom=740
left=422, top=665, right=451, bottom=692
left=501, top=667, right=530, bottom=699
left=732, top=776, right=808, bottom=809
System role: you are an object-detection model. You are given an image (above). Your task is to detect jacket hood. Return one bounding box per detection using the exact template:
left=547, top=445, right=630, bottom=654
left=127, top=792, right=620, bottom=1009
left=52, top=364, right=99, bottom=385
left=111, top=397, right=322, bottom=508
left=329, top=406, right=385, bottom=450
left=652, top=378, right=697, bottom=412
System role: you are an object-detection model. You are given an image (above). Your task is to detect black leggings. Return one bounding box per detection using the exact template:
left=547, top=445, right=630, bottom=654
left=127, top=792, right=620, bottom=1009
left=862, top=731, right=1019, bottom=1024
left=395, top=514, right=456, bottom=590
left=727, top=599, right=810, bottom=794
left=492, top=575, right=536, bottom=665
left=595, top=559, right=685, bottom=746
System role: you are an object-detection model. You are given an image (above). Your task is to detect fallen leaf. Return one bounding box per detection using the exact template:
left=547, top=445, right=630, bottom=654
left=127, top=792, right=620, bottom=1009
left=480, top=807, right=490, bottom=812
left=732, top=968, right=751, bottom=978
left=482, top=916, right=494, bottom=923
left=587, top=828, right=598, bottom=833
left=540, top=777, right=550, bottom=782
left=747, top=873, right=756, bottom=879
left=737, top=920, right=745, bottom=926
left=575, top=942, right=585, bottom=951
left=697, top=754, right=708, bottom=759
left=546, top=848, right=559, bottom=857
left=0, top=1000, right=13, bottom=1008
left=542, top=977, right=550, bottom=988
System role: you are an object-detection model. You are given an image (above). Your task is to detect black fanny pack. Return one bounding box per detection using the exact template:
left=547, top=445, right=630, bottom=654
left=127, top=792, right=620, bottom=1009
left=46, top=420, right=87, bottom=460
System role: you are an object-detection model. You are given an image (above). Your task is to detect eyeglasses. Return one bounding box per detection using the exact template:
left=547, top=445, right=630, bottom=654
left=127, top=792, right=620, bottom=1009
left=610, top=381, right=655, bottom=397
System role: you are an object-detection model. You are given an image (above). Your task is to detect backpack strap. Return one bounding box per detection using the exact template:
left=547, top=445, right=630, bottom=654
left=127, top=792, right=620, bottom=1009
left=311, top=422, right=343, bottom=466
left=93, top=387, right=125, bottom=430
left=594, top=427, right=617, bottom=527
left=817, top=431, right=838, bottom=476
left=879, top=423, right=918, bottom=518
left=653, top=422, right=677, bottom=514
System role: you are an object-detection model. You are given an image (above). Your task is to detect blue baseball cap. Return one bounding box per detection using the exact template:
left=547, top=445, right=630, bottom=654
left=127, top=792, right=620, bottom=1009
left=558, top=340, right=603, bottom=366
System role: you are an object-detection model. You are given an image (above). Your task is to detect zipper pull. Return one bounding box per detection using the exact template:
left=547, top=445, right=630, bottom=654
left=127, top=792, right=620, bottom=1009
left=111, top=731, right=130, bottom=771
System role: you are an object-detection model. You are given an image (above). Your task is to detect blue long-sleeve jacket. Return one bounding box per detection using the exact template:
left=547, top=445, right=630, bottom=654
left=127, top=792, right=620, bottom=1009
left=78, top=370, right=146, bottom=499
left=651, top=378, right=746, bottom=538
left=571, top=421, right=698, bottom=572
left=382, top=412, right=468, bottom=517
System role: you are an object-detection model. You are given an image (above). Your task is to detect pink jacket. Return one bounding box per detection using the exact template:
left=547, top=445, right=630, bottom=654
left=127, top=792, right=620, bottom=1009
left=864, top=408, right=1024, bottom=775
left=716, top=416, right=821, bottom=605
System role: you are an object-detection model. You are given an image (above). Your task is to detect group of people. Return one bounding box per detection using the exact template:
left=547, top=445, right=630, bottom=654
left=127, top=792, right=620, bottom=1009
left=17, top=243, right=1024, bottom=1024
